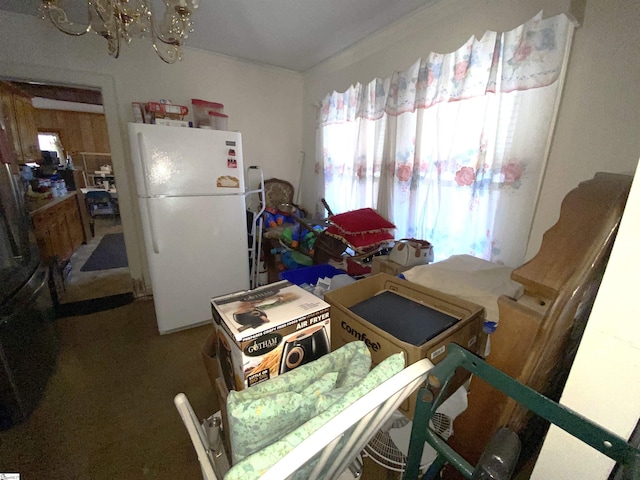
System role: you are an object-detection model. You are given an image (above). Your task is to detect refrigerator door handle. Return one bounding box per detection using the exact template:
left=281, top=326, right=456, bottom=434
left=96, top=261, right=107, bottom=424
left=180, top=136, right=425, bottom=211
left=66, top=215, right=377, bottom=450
left=137, top=132, right=153, bottom=198
left=145, top=197, right=160, bottom=254
left=137, top=133, right=160, bottom=254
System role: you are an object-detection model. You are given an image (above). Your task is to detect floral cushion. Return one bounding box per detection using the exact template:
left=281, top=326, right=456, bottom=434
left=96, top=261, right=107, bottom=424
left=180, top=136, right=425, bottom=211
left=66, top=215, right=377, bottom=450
left=263, top=179, right=294, bottom=210
left=225, top=346, right=405, bottom=480
left=226, top=341, right=373, bottom=463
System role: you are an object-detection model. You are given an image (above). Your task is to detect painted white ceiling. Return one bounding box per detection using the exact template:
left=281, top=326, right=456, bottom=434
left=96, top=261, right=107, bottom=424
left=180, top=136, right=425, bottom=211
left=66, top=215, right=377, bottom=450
left=0, top=0, right=437, bottom=72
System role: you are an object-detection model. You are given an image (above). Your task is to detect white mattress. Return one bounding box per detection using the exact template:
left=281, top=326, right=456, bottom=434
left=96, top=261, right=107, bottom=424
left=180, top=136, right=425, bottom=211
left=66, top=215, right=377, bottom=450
left=402, top=254, right=524, bottom=323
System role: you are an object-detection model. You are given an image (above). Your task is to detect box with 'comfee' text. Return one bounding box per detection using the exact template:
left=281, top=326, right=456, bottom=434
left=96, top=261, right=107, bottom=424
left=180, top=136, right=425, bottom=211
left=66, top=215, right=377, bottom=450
left=324, top=273, right=484, bottom=417
left=211, top=280, right=331, bottom=391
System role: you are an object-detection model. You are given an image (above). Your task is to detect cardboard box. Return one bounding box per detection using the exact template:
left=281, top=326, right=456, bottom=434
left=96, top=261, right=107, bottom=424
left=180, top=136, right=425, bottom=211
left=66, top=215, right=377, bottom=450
left=154, top=118, right=190, bottom=127
left=371, top=255, right=413, bottom=276
left=324, top=273, right=484, bottom=417
left=211, top=280, right=331, bottom=391
left=201, top=329, right=219, bottom=389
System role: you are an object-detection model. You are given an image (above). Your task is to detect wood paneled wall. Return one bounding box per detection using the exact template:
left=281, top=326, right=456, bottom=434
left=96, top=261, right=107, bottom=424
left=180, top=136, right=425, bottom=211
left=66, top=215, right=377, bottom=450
left=34, top=109, right=110, bottom=155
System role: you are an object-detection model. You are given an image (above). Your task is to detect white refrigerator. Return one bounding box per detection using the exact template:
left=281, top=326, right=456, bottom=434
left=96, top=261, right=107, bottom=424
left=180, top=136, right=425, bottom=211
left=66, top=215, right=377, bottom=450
left=128, top=123, right=250, bottom=334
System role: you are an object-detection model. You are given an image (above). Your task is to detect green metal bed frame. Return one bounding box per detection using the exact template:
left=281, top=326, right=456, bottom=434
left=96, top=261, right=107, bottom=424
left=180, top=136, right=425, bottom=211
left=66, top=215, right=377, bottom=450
left=404, top=343, right=640, bottom=480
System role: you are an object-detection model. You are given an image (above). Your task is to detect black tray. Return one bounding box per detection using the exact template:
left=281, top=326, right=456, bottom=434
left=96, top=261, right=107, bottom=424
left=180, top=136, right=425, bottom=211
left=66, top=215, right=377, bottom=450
left=349, top=290, right=459, bottom=346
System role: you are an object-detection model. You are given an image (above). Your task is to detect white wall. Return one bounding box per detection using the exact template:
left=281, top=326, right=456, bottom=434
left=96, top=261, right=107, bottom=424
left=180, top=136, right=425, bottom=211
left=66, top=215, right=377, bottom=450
left=0, top=11, right=304, bottom=294
left=302, top=0, right=640, bottom=261
left=527, top=0, right=640, bottom=258
left=532, top=158, right=640, bottom=479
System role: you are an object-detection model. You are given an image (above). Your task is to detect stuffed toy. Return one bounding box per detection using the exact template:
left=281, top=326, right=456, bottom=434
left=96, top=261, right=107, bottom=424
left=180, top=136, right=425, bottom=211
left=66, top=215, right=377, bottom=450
left=263, top=207, right=287, bottom=229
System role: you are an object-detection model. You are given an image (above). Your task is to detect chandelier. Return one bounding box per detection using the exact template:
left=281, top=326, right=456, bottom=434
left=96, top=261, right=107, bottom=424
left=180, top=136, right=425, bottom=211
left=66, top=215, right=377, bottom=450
left=40, top=0, right=199, bottom=64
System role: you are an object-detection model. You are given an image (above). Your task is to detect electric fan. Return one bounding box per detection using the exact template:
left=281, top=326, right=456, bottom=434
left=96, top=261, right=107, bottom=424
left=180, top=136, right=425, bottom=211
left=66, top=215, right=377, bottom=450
left=363, top=386, right=468, bottom=473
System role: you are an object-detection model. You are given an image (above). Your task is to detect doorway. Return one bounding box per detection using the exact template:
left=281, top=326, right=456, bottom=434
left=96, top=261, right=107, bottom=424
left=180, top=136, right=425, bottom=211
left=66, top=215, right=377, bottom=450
left=5, top=78, right=134, bottom=307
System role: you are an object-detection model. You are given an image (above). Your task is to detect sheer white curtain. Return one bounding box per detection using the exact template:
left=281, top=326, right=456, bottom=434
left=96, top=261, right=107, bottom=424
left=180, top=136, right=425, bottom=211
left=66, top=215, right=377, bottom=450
left=318, top=12, right=574, bottom=266
left=318, top=80, right=389, bottom=216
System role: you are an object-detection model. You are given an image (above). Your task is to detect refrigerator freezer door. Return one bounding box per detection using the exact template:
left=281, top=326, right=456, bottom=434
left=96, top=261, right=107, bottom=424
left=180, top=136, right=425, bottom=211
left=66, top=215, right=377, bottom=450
left=138, top=194, right=250, bottom=334
left=128, top=123, right=244, bottom=198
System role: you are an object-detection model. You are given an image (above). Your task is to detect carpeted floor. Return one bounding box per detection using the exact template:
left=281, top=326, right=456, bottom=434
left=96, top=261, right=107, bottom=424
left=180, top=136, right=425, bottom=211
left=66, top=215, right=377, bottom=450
left=0, top=299, right=217, bottom=479
left=0, top=299, right=402, bottom=480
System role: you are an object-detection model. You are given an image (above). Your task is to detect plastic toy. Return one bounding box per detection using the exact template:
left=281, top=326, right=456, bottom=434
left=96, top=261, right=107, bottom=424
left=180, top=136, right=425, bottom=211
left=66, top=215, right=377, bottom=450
left=263, top=207, right=295, bottom=229
left=263, top=208, right=285, bottom=228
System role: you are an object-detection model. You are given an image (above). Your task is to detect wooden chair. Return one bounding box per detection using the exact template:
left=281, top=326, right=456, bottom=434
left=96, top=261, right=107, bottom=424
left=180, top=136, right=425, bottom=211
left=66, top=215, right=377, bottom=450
left=263, top=178, right=295, bottom=213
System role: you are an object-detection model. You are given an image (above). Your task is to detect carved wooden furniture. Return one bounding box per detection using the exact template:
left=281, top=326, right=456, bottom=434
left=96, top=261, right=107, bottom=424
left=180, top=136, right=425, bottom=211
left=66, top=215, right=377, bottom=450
left=261, top=178, right=297, bottom=283
left=446, top=173, right=633, bottom=473
left=263, top=178, right=295, bottom=212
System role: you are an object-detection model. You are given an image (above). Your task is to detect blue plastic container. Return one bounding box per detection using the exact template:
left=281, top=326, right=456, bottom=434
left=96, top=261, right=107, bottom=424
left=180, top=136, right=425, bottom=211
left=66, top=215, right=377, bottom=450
left=279, top=264, right=344, bottom=286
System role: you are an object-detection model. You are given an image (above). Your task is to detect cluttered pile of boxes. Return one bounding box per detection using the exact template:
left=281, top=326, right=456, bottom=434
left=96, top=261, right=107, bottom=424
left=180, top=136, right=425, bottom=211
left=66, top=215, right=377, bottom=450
left=131, top=98, right=228, bottom=130
left=202, top=273, right=486, bottom=461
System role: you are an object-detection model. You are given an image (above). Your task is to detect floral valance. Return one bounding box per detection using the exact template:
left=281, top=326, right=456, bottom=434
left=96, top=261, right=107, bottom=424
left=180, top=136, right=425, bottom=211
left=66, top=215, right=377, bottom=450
left=320, top=11, right=572, bottom=126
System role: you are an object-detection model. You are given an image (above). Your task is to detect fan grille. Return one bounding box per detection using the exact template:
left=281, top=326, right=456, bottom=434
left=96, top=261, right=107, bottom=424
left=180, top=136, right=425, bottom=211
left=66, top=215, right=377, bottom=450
left=363, top=412, right=453, bottom=472
left=364, top=430, right=407, bottom=472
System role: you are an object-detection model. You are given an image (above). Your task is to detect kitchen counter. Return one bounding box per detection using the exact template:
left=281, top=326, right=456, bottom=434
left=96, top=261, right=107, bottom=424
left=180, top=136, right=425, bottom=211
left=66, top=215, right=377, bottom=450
left=80, top=187, right=118, bottom=199
left=28, top=191, right=78, bottom=216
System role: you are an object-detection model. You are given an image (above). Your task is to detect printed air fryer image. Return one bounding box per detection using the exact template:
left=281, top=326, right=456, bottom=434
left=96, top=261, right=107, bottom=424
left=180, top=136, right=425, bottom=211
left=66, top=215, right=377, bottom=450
left=230, top=291, right=300, bottom=332
left=279, top=324, right=330, bottom=374
left=244, top=344, right=284, bottom=380
left=232, top=308, right=268, bottom=332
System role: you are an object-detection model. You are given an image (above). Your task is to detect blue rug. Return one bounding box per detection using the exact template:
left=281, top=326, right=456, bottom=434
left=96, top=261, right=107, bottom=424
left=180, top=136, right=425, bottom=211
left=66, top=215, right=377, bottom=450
left=80, top=233, right=128, bottom=272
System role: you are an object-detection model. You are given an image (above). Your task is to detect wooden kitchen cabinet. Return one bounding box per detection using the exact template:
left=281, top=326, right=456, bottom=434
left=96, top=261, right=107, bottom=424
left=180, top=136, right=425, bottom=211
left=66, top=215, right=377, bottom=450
left=0, top=81, right=41, bottom=164
left=0, top=87, right=23, bottom=170
left=13, top=94, right=41, bottom=162
left=30, top=193, right=86, bottom=266
left=34, top=109, right=110, bottom=156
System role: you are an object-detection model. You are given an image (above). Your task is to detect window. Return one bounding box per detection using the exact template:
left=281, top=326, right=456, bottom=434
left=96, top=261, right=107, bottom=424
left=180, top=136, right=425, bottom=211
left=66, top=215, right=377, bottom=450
left=318, top=12, right=574, bottom=266
left=38, top=132, right=65, bottom=165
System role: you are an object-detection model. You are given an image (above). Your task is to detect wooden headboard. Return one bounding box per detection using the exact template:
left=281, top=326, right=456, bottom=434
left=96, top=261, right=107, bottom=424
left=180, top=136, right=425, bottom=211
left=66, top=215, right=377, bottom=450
left=448, top=172, right=633, bottom=471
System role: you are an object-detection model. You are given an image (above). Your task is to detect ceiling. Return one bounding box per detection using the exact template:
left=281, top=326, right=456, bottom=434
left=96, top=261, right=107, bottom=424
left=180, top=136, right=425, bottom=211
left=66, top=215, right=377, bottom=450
left=0, top=0, right=438, bottom=72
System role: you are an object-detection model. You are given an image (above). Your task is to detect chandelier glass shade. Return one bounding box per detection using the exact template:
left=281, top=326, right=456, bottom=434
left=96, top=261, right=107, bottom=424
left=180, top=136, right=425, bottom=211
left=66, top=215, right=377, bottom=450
left=40, top=0, right=199, bottom=63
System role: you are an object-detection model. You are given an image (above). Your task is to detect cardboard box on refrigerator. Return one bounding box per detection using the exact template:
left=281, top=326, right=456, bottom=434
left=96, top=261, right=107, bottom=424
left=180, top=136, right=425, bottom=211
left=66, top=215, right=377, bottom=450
left=211, top=280, right=331, bottom=392
left=324, top=273, right=484, bottom=417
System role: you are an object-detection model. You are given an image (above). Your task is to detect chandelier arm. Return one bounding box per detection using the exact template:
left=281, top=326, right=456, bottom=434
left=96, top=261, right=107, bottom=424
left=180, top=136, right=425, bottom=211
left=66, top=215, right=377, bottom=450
left=41, top=1, right=92, bottom=36
left=152, top=38, right=180, bottom=64
left=40, top=0, right=195, bottom=62
left=90, top=0, right=114, bottom=25
left=148, top=10, right=177, bottom=46
left=107, top=13, right=121, bottom=59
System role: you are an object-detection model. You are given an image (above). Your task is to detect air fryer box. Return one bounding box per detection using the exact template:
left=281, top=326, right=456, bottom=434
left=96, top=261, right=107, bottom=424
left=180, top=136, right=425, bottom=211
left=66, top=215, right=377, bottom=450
left=324, top=273, right=484, bottom=417
left=211, top=280, right=331, bottom=391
